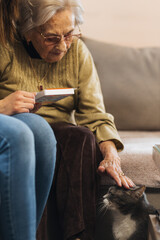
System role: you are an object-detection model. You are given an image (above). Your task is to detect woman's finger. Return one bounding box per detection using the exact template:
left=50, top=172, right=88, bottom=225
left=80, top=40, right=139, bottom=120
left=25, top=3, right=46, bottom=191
left=22, top=102, right=35, bottom=110
left=119, top=175, right=130, bottom=189
left=98, top=159, right=135, bottom=189
left=105, top=166, right=122, bottom=187
left=23, top=97, right=35, bottom=104
left=21, top=91, right=36, bottom=99
left=123, top=176, right=135, bottom=187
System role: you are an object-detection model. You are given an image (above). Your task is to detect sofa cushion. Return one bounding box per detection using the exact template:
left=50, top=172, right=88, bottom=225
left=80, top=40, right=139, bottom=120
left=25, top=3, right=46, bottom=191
left=83, top=38, right=160, bottom=131
left=100, top=131, right=160, bottom=188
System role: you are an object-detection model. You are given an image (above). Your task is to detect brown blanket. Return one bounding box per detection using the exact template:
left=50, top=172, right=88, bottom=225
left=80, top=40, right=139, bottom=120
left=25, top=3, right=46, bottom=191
left=37, top=122, right=102, bottom=240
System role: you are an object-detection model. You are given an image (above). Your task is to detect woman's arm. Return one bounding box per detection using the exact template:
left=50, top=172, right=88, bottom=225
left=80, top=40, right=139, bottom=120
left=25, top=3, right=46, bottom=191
left=75, top=40, right=134, bottom=188
left=75, top=40, right=123, bottom=150
left=0, top=91, right=36, bottom=115
left=98, top=141, right=135, bottom=188
left=0, top=42, right=41, bottom=115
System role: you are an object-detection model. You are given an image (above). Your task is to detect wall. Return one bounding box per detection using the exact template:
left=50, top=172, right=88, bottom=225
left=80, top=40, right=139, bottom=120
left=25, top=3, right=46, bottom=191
left=81, top=0, right=160, bottom=47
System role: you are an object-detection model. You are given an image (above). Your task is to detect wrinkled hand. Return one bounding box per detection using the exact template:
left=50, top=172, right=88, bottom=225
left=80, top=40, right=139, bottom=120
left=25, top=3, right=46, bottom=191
left=0, top=91, right=39, bottom=115
left=98, top=157, right=135, bottom=189
left=98, top=141, right=135, bottom=189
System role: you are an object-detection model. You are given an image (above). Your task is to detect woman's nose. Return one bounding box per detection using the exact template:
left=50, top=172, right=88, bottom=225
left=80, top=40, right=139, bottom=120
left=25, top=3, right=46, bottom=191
left=56, top=38, right=67, bottom=52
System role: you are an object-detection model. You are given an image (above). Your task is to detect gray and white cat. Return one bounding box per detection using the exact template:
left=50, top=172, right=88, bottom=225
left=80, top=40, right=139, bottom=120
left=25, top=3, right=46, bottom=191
left=96, top=185, right=156, bottom=240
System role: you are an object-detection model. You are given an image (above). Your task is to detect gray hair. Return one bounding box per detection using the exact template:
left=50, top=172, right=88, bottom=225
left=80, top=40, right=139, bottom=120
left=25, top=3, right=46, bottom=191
left=18, top=0, right=84, bottom=35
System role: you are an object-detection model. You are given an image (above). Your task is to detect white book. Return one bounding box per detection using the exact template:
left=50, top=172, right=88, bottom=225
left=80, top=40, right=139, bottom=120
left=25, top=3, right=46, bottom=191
left=35, top=88, right=75, bottom=103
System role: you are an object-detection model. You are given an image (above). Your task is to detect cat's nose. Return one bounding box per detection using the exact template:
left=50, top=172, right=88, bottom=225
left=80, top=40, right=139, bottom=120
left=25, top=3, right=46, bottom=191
left=103, top=194, right=108, bottom=198
left=103, top=194, right=107, bottom=199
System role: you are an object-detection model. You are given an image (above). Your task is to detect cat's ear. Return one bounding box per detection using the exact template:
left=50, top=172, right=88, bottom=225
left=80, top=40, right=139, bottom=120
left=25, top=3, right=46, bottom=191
left=133, top=185, right=146, bottom=200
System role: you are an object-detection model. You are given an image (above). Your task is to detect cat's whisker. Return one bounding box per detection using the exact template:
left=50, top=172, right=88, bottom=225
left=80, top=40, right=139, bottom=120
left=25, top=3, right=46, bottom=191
left=97, top=199, right=110, bottom=216
left=98, top=204, right=106, bottom=213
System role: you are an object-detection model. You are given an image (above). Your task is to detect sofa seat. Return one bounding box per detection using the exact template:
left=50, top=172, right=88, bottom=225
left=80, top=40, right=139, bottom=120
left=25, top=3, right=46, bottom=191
left=100, top=131, right=160, bottom=188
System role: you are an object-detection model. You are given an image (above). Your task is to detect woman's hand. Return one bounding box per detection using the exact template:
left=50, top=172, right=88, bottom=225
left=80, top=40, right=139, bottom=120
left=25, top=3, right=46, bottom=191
left=98, top=141, right=135, bottom=189
left=0, top=91, right=39, bottom=115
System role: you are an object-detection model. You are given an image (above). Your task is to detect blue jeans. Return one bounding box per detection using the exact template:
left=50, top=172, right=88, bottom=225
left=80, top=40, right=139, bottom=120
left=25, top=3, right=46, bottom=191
left=0, top=113, right=56, bottom=240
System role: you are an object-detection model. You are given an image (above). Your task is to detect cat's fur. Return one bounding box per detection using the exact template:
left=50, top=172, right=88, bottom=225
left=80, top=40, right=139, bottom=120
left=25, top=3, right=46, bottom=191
left=96, top=185, right=156, bottom=240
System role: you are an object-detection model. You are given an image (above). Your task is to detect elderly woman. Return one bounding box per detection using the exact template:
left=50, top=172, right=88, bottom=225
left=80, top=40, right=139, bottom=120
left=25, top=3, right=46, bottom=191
left=0, top=0, right=134, bottom=239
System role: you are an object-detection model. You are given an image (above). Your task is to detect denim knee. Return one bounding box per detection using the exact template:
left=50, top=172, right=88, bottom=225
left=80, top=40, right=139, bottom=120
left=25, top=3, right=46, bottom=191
left=66, top=124, right=95, bottom=144
left=0, top=115, right=34, bottom=150
left=13, top=113, right=56, bottom=147
left=13, top=113, right=57, bottom=173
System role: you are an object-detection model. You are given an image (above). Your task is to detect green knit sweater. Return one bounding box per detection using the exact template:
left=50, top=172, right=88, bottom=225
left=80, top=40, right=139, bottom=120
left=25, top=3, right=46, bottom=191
left=0, top=39, right=123, bottom=150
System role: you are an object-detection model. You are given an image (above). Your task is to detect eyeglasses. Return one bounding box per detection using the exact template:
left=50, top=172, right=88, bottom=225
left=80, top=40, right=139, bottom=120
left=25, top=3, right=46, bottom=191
left=36, top=26, right=82, bottom=46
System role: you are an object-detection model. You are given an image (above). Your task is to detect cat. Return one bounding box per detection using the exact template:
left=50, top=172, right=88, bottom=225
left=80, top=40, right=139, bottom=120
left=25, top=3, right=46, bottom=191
left=96, top=185, right=156, bottom=240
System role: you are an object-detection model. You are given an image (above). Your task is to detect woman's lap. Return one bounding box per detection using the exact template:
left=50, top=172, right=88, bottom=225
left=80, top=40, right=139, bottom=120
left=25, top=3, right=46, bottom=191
left=11, top=113, right=57, bottom=226
left=0, top=113, right=56, bottom=240
left=0, top=116, right=101, bottom=240
left=0, top=114, right=37, bottom=239
left=37, top=122, right=102, bottom=240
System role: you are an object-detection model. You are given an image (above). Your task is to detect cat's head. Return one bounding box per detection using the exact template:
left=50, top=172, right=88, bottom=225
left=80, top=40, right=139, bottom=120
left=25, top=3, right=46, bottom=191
left=103, top=185, right=146, bottom=211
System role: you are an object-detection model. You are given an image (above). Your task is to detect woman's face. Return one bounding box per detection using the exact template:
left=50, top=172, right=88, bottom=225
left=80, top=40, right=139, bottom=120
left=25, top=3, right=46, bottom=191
left=26, top=8, right=75, bottom=63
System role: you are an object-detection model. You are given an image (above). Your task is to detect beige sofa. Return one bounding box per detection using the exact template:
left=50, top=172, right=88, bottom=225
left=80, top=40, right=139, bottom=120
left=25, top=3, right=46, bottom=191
left=83, top=38, right=160, bottom=208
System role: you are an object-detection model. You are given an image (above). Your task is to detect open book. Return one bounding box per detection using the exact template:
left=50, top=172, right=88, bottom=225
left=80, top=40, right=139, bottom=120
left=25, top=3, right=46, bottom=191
left=35, top=88, right=75, bottom=103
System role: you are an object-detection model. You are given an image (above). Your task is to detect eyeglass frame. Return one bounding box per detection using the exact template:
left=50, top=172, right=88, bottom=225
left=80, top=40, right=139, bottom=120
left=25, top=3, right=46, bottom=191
left=35, top=25, right=82, bottom=46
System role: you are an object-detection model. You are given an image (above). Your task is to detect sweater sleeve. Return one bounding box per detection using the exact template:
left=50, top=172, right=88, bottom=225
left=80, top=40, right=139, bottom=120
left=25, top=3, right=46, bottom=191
left=74, top=40, right=123, bottom=151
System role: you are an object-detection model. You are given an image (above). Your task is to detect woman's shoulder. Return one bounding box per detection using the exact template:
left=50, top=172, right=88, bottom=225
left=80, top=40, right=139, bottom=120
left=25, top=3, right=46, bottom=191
left=69, top=38, right=92, bottom=62
left=72, top=38, right=90, bottom=52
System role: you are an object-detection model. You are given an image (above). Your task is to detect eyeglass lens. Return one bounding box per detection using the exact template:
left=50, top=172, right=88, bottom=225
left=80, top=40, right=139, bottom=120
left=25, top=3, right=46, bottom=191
left=44, top=32, right=81, bottom=45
